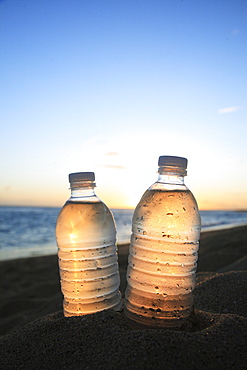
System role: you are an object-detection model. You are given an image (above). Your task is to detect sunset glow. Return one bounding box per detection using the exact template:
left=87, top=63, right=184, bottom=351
left=0, top=1, right=246, bottom=211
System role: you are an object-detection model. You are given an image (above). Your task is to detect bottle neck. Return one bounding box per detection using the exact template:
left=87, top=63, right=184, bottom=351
left=70, top=187, right=96, bottom=199
left=69, top=180, right=97, bottom=200
left=157, top=172, right=185, bottom=185
left=157, top=165, right=187, bottom=186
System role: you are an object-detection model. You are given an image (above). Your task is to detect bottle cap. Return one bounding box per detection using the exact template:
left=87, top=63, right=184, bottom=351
left=158, top=156, right=187, bottom=169
left=69, top=172, right=96, bottom=188
left=69, top=172, right=95, bottom=183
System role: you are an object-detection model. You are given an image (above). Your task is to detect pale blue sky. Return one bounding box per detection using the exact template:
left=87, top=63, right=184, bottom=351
left=1, top=0, right=247, bottom=209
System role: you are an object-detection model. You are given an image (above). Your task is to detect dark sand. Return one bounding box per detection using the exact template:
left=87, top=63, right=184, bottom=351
left=0, top=225, right=247, bottom=369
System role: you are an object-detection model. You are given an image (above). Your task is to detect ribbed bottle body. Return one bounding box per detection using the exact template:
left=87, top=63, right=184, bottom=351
left=56, top=200, right=122, bottom=317
left=125, top=187, right=201, bottom=328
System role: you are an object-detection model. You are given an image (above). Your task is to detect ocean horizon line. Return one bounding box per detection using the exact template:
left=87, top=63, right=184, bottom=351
left=0, top=204, right=247, bottom=212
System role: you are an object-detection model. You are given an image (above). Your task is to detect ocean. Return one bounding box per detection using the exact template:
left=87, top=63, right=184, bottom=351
left=1, top=206, right=247, bottom=261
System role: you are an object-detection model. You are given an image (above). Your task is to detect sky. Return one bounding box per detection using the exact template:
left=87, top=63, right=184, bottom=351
left=0, top=0, right=247, bottom=210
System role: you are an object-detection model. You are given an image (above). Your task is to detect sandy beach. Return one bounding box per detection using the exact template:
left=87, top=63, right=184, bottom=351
left=1, top=225, right=247, bottom=369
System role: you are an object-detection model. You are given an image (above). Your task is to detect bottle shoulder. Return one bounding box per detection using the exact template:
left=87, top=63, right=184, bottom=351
left=149, top=181, right=188, bottom=192
left=57, top=198, right=113, bottom=220
left=67, top=194, right=101, bottom=204
left=58, top=199, right=110, bottom=214
left=132, top=186, right=201, bottom=238
left=140, top=185, right=197, bottom=203
left=135, top=187, right=200, bottom=215
left=56, top=201, right=116, bottom=246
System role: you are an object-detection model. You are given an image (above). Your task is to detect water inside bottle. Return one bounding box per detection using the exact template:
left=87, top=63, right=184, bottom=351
left=56, top=201, right=122, bottom=316
left=125, top=189, right=201, bottom=327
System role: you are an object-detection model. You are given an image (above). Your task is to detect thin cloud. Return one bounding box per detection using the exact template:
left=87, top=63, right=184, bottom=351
left=104, top=152, right=119, bottom=156
left=218, top=106, right=241, bottom=114
left=103, top=164, right=126, bottom=169
left=4, top=185, right=11, bottom=192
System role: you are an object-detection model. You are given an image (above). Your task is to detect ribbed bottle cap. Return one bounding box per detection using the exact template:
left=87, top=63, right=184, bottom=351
left=158, top=156, right=187, bottom=169
left=69, top=172, right=95, bottom=184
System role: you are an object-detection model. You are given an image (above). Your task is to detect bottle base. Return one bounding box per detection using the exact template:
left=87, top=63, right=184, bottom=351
left=124, top=304, right=192, bottom=329
left=63, top=292, right=122, bottom=317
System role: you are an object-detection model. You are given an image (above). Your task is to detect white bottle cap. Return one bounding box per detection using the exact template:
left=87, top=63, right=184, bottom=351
left=69, top=172, right=95, bottom=184
left=158, top=156, right=187, bottom=169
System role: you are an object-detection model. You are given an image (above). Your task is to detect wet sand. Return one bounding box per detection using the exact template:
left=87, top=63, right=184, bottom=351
left=0, top=225, right=247, bottom=369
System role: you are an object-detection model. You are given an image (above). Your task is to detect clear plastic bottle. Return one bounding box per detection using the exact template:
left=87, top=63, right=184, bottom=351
left=124, top=156, right=201, bottom=328
left=56, top=172, right=122, bottom=317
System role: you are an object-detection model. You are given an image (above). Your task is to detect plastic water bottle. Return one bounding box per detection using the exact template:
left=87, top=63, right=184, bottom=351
left=124, top=156, right=201, bottom=328
left=56, top=172, right=122, bottom=317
